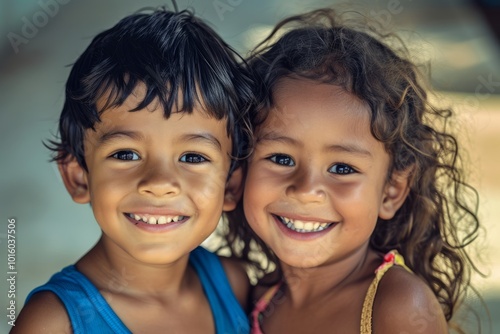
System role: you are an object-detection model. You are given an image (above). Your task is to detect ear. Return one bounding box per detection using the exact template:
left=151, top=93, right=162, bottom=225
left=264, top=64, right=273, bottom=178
left=223, top=166, right=244, bottom=211
left=379, top=168, right=411, bottom=220
left=58, top=156, right=90, bottom=204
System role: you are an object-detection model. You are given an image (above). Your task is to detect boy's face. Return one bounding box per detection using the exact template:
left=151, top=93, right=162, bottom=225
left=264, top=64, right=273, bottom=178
left=243, top=78, right=409, bottom=270
left=64, top=86, right=236, bottom=264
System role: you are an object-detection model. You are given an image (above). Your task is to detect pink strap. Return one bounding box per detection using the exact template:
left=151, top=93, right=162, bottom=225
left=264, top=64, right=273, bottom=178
left=251, top=283, right=282, bottom=334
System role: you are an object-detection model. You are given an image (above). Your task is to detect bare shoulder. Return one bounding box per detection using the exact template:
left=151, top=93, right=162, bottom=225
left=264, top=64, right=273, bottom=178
left=372, top=266, right=448, bottom=334
left=11, top=291, right=71, bottom=334
left=219, top=256, right=250, bottom=310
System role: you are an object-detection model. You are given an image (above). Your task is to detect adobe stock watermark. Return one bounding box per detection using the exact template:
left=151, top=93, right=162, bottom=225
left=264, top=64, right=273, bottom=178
left=369, top=0, right=413, bottom=28
left=6, top=218, right=17, bottom=327
left=213, top=0, right=243, bottom=21
left=7, top=0, right=71, bottom=54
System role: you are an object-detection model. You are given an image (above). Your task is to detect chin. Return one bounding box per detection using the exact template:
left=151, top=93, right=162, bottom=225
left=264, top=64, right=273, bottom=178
left=275, top=249, right=326, bottom=270
left=131, top=246, right=188, bottom=265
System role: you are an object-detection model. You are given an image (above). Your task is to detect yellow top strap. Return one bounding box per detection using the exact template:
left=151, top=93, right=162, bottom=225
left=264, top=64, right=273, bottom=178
left=360, top=250, right=412, bottom=334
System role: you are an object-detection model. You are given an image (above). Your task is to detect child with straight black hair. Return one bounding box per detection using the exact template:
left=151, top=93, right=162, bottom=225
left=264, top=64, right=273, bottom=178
left=239, top=8, right=482, bottom=334
left=12, top=6, right=254, bottom=334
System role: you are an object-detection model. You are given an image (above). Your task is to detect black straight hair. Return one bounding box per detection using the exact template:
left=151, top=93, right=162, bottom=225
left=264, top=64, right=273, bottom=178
left=47, top=6, right=253, bottom=173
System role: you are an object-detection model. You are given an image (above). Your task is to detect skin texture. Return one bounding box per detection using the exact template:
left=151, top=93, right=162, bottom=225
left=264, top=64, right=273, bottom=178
left=12, top=87, right=249, bottom=334
left=244, top=78, right=447, bottom=333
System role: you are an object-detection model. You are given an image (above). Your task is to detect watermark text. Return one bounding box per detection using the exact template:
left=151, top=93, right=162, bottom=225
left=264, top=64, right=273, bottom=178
left=7, top=0, right=71, bottom=54
left=6, top=218, right=17, bottom=327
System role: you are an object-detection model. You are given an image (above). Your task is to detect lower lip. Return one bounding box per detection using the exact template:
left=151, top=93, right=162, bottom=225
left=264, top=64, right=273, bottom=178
left=273, top=215, right=336, bottom=241
left=124, top=214, right=188, bottom=232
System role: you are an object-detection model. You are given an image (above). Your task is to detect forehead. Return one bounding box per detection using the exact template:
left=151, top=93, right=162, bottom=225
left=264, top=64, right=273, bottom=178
left=261, top=78, right=371, bottom=135
left=87, top=85, right=231, bottom=147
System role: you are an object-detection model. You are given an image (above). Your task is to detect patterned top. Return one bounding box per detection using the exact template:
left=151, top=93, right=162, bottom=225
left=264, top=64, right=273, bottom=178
left=250, top=250, right=411, bottom=334
left=26, top=246, right=250, bottom=334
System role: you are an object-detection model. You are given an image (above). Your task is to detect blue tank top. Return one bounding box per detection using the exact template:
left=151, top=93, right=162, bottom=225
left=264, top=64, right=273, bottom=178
left=26, top=247, right=250, bottom=334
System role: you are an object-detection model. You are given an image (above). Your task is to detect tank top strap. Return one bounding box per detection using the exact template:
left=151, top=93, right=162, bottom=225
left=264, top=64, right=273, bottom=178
left=360, top=250, right=412, bottom=334
left=251, top=282, right=283, bottom=334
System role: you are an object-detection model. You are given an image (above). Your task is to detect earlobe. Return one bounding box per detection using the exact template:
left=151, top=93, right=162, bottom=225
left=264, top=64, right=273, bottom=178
left=379, top=168, right=411, bottom=220
left=58, top=156, right=90, bottom=204
left=223, top=167, right=244, bottom=211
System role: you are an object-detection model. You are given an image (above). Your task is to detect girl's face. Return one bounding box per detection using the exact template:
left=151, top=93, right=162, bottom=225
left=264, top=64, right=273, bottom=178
left=244, top=78, right=399, bottom=269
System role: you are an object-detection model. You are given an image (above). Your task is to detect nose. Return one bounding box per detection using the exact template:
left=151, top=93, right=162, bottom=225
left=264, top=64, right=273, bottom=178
left=138, top=162, right=180, bottom=197
left=286, top=167, right=326, bottom=204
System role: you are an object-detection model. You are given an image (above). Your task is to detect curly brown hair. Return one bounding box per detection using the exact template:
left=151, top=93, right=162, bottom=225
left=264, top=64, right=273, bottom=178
left=222, top=8, right=482, bottom=327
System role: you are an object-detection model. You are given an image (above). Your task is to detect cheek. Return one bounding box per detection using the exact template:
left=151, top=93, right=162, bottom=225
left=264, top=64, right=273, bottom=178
left=87, top=168, right=136, bottom=209
left=242, top=195, right=265, bottom=239
left=243, top=168, right=264, bottom=202
left=88, top=179, right=121, bottom=215
left=329, top=181, right=365, bottom=202
left=243, top=171, right=274, bottom=225
left=188, top=172, right=226, bottom=208
left=332, top=181, right=382, bottom=221
left=242, top=192, right=259, bottom=223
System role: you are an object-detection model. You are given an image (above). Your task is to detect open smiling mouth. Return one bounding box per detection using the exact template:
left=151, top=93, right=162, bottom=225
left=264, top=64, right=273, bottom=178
left=125, top=213, right=188, bottom=225
left=274, top=215, right=335, bottom=233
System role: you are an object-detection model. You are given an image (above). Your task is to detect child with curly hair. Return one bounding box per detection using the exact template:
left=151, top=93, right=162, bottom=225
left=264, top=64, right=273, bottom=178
left=242, top=8, right=481, bottom=334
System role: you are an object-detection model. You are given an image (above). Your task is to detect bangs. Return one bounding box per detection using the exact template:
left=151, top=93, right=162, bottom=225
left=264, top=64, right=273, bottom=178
left=49, top=8, right=254, bottom=172
left=69, top=9, right=243, bottom=134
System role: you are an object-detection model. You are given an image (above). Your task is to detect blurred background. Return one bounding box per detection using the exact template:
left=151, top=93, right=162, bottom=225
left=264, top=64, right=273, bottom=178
left=0, top=0, right=499, bottom=332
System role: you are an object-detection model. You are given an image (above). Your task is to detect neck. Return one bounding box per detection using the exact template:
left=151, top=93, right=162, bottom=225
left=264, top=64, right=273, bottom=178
left=76, top=236, right=195, bottom=299
left=279, top=247, right=379, bottom=308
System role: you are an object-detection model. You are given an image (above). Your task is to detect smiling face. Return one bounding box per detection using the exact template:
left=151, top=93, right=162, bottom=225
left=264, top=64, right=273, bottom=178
left=243, top=78, right=407, bottom=269
left=60, top=86, right=236, bottom=265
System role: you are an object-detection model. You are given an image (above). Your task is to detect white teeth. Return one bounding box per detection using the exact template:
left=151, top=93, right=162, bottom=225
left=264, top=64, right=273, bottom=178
left=128, top=214, right=186, bottom=225
left=294, top=221, right=305, bottom=229
left=278, top=216, right=333, bottom=233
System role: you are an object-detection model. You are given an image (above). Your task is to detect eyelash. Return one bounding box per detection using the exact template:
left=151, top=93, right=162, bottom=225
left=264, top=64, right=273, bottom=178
left=179, top=153, right=209, bottom=164
left=111, top=150, right=140, bottom=161
left=267, top=154, right=295, bottom=166
left=110, top=151, right=209, bottom=164
left=328, top=164, right=356, bottom=175
left=266, top=153, right=356, bottom=174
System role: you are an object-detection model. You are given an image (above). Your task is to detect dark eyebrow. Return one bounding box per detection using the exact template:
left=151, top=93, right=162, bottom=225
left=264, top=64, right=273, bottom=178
left=180, top=133, right=223, bottom=152
left=98, top=130, right=144, bottom=145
